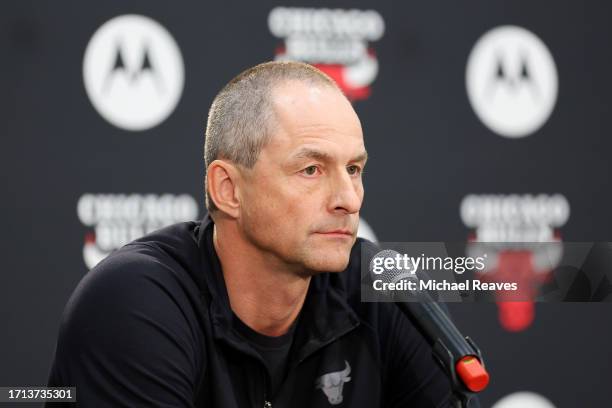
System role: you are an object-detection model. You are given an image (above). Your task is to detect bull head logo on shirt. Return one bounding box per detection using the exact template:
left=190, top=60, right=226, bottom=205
left=315, top=360, right=351, bottom=405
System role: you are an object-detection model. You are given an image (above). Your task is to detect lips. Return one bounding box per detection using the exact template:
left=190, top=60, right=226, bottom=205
left=317, top=229, right=354, bottom=236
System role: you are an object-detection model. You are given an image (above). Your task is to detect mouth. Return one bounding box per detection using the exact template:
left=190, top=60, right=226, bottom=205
left=315, top=230, right=354, bottom=238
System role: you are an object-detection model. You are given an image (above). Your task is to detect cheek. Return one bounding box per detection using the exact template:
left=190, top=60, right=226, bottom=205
left=356, top=182, right=365, bottom=200
left=273, top=192, right=316, bottom=233
left=283, top=185, right=327, bottom=229
left=243, top=179, right=310, bottom=240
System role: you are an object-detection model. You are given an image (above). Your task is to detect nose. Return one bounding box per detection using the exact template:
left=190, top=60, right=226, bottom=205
left=328, top=169, right=362, bottom=215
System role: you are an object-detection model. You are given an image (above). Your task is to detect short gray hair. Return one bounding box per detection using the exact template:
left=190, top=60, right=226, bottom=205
left=204, top=61, right=341, bottom=213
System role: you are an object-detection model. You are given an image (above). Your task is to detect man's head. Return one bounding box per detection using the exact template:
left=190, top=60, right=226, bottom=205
left=205, top=61, right=367, bottom=275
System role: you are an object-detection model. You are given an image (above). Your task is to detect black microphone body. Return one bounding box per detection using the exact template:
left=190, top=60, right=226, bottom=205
left=396, top=300, right=477, bottom=367
left=396, top=297, right=486, bottom=408
left=367, top=248, right=488, bottom=408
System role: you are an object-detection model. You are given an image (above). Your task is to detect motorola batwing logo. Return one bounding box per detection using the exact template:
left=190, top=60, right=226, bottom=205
left=83, top=15, right=185, bottom=131
left=466, top=26, right=558, bottom=138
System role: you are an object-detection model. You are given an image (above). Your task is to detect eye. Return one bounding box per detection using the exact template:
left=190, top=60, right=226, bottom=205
left=301, top=165, right=320, bottom=176
left=347, top=165, right=362, bottom=176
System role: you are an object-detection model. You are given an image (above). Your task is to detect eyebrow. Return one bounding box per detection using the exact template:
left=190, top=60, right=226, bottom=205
left=290, top=148, right=368, bottom=164
left=353, top=151, right=368, bottom=164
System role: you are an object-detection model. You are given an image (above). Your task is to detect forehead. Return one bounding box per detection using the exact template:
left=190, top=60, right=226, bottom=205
left=267, top=81, right=365, bottom=156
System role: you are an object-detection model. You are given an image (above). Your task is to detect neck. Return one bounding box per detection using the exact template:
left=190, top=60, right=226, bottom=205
left=213, top=221, right=311, bottom=337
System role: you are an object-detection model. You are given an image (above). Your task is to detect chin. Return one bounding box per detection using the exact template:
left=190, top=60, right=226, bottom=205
left=304, top=249, right=351, bottom=273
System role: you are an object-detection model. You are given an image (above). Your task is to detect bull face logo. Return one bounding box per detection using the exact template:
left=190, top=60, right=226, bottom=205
left=315, top=360, right=351, bottom=405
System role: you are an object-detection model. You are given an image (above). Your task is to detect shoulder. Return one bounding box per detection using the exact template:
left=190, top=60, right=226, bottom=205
left=50, top=222, right=206, bottom=404
left=60, top=223, right=204, bottom=348
left=70, top=221, right=202, bottom=313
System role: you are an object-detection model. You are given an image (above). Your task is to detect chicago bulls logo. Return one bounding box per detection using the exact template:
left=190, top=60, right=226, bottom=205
left=315, top=360, right=351, bottom=405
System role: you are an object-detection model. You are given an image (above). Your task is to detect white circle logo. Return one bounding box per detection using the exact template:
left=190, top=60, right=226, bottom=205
left=492, top=391, right=556, bottom=408
left=83, top=15, right=184, bottom=131
left=466, top=26, right=558, bottom=138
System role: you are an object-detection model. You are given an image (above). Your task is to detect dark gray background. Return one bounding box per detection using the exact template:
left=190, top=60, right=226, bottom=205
left=2, top=1, right=611, bottom=406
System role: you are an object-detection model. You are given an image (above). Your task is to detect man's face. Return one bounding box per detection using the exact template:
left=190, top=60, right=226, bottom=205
left=238, top=81, right=366, bottom=275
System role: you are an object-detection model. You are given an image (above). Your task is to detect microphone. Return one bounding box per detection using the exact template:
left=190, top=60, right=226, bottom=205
left=368, top=249, right=490, bottom=406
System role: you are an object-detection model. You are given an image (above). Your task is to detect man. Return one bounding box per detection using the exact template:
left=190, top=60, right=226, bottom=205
left=47, top=61, right=452, bottom=407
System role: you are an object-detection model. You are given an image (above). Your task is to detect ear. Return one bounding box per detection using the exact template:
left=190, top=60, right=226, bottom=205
left=206, top=160, right=242, bottom=219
